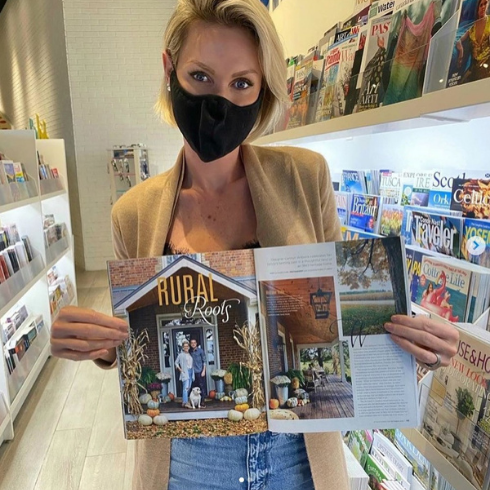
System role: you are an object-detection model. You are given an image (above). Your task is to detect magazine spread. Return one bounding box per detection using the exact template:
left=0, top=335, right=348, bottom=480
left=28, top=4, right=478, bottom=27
left=108, top=238, right=419, bottom=439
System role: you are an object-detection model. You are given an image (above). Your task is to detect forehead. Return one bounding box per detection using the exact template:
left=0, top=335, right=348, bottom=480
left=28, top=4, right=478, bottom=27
left=179, top=20, right=261, bottom=72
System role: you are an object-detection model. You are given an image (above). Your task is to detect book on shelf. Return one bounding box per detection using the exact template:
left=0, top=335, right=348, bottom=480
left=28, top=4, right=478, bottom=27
left=382, top=0, right=458, bottom=106
left=107, top=236, right=419, bottom=440
left=336, top=191, right=352, bottom=225
left=357, top=2, right=394, bottom=111
left=406, top=245, right=490, bottom=324
left=379, top=204, right=404, bottom=237
left=348, top=194, right=383, bottom=233
left=421, top=324, right=490, bottom=490
left=342, top=169, right=368, bottom=193
left=447, top=0, right=490, bottom=88
left=461, top=218, right=490, bottom=269
left=403, top=209, right=463, bottom=258
left=287, top=59, right=314, bottom=129
left=450, top=178, right=490, bottom=219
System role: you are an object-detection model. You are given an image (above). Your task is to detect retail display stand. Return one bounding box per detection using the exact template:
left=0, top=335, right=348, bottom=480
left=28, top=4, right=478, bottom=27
left=0, top=130, right=77, bottom=446
left=108, top=145, right=150, bottom=204
left=257, top=80, right=490, bottom=490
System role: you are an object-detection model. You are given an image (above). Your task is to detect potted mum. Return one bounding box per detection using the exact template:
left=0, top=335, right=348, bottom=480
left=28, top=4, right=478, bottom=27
left=271, top=375, right=291, bottom=407
left=147, top=382, right=161, bottom=400
left=211, top=369, right=227, bottom=393
left=156, top=372, right=172, bottom=397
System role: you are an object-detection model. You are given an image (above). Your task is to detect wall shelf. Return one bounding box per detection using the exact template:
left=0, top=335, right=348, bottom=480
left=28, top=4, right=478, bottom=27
left=255, top=78, right=490, bottom=147
left=41, top=189, right=66, bottom=201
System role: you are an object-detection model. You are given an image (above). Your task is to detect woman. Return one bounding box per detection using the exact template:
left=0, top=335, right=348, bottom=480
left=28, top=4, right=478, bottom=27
left=457, top=0, right=490, bottom=83
left=175, top=341, right=194, bottom=408
left=51, top=1, right=459, bottom=489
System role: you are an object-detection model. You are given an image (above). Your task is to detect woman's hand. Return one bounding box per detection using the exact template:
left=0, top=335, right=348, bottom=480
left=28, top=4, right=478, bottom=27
left=51, top=306, right=129, bottom=362
left=384, top=315, right=459, bottom=368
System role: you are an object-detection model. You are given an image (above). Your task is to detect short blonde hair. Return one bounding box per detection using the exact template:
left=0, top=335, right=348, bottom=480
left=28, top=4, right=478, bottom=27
left=156, top=0, right=288, bottom=141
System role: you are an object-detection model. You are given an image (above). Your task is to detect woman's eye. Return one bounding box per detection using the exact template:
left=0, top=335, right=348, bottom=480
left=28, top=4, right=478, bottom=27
left=191, top=71, right=209, bottom=83
left=234, top=79, right=252, bottom=90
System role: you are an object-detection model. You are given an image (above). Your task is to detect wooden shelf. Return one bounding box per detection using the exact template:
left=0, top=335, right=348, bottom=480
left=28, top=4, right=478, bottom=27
left=400, top=428, right=478, bottom=490
left=255, top=78, right=490, bottom=146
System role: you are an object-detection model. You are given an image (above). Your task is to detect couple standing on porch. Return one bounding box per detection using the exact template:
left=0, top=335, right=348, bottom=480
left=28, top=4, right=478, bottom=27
left=174, top=339, right=208, bottom=408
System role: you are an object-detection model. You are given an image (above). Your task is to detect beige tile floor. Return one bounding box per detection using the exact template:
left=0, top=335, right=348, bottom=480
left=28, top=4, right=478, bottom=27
left=0, top=270, right=135, bottom=490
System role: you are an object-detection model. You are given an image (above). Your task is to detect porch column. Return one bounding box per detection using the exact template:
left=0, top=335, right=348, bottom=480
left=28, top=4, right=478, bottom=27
left=338, top=341, right=346, bottom=383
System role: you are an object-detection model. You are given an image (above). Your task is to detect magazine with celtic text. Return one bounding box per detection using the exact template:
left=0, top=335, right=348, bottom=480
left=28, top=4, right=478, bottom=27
left=107, top=237, right=418, bottom=440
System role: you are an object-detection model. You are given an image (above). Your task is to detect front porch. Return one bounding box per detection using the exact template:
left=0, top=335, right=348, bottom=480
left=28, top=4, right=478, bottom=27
left=143, top=398, right=235, bottom=415
left=290, top=375, right=355, bottom=420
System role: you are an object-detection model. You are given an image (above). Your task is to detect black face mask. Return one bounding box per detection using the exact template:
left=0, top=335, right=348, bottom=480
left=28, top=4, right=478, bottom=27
left=170, top=71, right=264, bottom=163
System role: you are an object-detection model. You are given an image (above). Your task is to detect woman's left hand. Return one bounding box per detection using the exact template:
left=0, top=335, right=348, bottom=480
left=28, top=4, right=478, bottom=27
left=384, top=315, right=459, bottom=369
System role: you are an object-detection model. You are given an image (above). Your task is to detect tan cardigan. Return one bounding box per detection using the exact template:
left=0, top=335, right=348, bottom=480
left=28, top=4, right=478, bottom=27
left=108, top=144, right=348, bottom=490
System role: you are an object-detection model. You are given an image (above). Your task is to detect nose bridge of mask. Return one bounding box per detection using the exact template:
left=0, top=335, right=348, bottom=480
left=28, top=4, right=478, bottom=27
left=200, top=96, right=229, bottom=137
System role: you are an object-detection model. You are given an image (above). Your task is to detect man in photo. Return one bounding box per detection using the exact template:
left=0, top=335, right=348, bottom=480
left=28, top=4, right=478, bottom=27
left=190, top=338, right=207, bottom=408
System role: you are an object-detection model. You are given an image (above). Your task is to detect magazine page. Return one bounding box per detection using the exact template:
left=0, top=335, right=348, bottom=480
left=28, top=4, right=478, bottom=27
left=254, top=237, right=419, bottom=433
left=107, top=250, right=267, bottom=440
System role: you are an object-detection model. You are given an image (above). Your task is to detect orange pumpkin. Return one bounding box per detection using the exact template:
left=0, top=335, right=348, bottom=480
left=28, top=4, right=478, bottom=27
left=269, top=399, right=280, bottom=409
left=147, top=409, right=160, bottom=417
left=209, top=390, right=216, bottom=399
left=168, top=392, right=175, bottom=401
left=235, top=403, right=250, bottom=412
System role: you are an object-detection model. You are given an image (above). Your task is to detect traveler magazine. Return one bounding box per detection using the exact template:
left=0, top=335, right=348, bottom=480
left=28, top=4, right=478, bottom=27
left=108, top=237, right=418, bottom=440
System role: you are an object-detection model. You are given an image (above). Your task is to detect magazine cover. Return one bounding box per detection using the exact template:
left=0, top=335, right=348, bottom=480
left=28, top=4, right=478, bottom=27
left=357, top=5, right=394, bottom=111
left=411, top=253, right=472, bottom=322
left=450, top=178, right=490, bottom=218
left=306, top=58, right=326, bottom=124
left=108, top=250, right=267, bottom=439
left=336, top=191, right=351, bottom=225
left=334, top=36, right=360, bottom=118
left=410, top=171, right=434, bottom=207
left=422, top=326, right=490, bottom=490
left=341, top=225, right=382, bottom=240
left=379, top=204, right=404, bottom=237
left=349, top=194, right=383, bottom=233
left=429, top=169, right=490, bottom=209
left=341, top=169, right=367, bottom=193
left=379, top=171, right=402, bottom=204
left=447, top=0, right=490, bottom=87
left=404, top=210, right=463, bottom=258
left=461, top=218, right=490, bottom=268
left=315, top=44, right=342, bottom=122
left=254, top=238, right=418, bottom=433
left=288, top=59, right=313, bottom=129
left=383, top=0, right=453, bottom=106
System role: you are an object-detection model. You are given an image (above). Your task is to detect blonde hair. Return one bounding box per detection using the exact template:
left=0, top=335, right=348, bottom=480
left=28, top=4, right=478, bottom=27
left=156, top=0, right=288, bottom=141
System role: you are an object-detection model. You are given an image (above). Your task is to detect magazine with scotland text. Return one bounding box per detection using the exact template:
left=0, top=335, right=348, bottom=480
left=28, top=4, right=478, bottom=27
left=108, top=237, right=418, bottom=440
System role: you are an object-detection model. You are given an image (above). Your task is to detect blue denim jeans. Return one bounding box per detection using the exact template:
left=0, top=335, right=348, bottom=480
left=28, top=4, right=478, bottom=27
left=182, top=368, right=193, bottom=404
left=169, top=432, right=314, bottom=490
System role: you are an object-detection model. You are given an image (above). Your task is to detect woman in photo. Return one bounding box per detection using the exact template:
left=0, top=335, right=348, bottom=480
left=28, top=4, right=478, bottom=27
left=457, top=0, right=490, bottom=83
left=174, top=341, right=194, bottom=408
left=51, top=1, right=459, bottom=489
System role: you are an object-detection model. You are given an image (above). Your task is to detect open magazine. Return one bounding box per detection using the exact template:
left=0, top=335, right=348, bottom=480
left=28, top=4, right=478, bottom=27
left=107, top=237, right=419, bottom=440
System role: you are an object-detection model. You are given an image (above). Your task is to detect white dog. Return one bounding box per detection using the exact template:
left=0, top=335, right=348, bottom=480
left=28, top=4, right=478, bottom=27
left=189, top=387, right=201, bottom=409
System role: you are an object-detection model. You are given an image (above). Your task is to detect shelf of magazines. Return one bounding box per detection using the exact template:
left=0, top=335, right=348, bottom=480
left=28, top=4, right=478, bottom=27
left=255, top=18, right=490, bottom=148
left=401, top=306, right=490, bottom=490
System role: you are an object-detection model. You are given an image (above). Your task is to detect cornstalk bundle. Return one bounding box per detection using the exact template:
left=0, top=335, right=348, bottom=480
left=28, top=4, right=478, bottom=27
left=119, top=328, right=149, bottom=415
left=233, top=322, right=265, bottom=410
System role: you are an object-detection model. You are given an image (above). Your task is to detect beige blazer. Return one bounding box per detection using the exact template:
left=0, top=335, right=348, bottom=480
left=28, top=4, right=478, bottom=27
left=106, top=144, right=348, bottom=490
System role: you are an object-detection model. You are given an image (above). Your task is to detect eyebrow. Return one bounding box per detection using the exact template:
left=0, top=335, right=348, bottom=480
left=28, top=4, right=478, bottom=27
left=190, top=60, right=259, bottom=78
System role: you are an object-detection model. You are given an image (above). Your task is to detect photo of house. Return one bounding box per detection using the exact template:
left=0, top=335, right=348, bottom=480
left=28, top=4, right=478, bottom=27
left=259, top=276, right=355, bottom=420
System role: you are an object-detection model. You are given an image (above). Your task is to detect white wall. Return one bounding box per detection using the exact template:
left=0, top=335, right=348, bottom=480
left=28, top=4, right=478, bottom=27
left=270, top=0, right=353, bottom=57
left=0, top=0, right=85, bottom=268
left=63, top=0, right=183, bottom=270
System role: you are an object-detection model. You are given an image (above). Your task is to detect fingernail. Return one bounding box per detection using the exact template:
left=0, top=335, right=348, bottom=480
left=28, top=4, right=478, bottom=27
left=385, top=323, right=393, bottom=331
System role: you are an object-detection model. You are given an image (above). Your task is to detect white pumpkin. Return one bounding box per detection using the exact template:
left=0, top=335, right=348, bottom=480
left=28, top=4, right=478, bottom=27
left=139, top=393, right=152, bottom=404
left=227, top=409, right=244, bottom=422
left=138, top=414, right=153, bottom=426
left=153, top=415, right=169, bottom=426
left=286, top=397, right=298, bottom=408
left=235, top=388, right=248, bottom=398
left=243, top=408, right=261, bottom=421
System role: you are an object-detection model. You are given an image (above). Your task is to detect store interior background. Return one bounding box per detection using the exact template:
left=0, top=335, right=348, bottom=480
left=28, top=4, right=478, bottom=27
left=0, top=0, right=488, bottom=276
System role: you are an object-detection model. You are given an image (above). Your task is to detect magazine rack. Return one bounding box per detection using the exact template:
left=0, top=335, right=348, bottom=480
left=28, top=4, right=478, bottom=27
left=0, top=131, right=77, bottom=445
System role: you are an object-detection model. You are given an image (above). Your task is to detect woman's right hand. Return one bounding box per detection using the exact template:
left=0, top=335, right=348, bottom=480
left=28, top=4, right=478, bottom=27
left=51, top=306, right=129, bottom=362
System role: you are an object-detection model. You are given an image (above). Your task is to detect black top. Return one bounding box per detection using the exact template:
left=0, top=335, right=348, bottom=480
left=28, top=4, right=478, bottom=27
left=163, top=240, right=260, bottom=256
